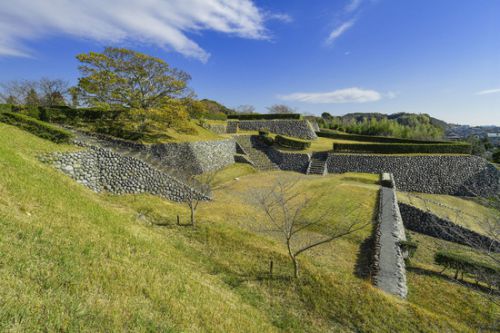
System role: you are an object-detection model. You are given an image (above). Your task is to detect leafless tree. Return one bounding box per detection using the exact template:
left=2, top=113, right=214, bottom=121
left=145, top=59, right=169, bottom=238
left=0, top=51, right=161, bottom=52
left=184, top=172, right=216, bottom=227
left=235, top=105, right=256, bottom=114
left=253, top=175, right=369, bottom=278
left=39, top=78, right=69, bottom=106
left=266, top=104, right=297, bottom=114
left=0, top=80, right=36, bottom=104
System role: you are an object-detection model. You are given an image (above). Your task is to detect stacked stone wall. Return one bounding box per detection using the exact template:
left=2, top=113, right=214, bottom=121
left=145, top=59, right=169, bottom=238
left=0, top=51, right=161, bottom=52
left=399, top=203, right=500, bottom=252
left=236, top=120, right=317, bottom=140
left=326, top=154, right=499, bottom=196
left=39, top=147, right=208, bottom=202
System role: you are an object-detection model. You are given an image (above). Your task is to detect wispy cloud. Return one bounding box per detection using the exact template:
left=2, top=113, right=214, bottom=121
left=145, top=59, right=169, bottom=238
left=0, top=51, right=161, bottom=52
left=278, top=87, right=383, bottom=104
left=345, top=0, right=363, bottom=13
left=326, top=20, right=356, bottom=45
left=0, top=0, right=283, bottom=62
left=475, top=88, right=500, bottom=95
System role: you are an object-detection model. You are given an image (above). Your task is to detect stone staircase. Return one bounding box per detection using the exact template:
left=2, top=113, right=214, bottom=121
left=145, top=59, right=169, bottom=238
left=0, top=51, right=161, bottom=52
left=307, top=152, right=328, bottom=175
left=234, top=135, right=279, bottom=171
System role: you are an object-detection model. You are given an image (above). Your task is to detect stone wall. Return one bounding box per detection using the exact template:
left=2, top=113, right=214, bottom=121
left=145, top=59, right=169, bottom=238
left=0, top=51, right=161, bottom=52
left=149, top=139, right=236, bottom=175
left=202, top=123, right=227, bottom=134
left=267, top=148, right=311, bottom=173
left=399, top=203, right=500, bottom=252
left=326, top=154, right=500, bottom=197
left=373, top=181, right=408, bottom=298
left=236, top=120, right=318, bottom=140
left=39, top=147, right=208, bottom=202
left=73, top=131, right=236, bottom=175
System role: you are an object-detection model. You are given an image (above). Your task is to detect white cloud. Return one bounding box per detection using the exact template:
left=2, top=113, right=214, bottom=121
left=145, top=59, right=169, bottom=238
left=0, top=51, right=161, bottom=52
left=278, top=87, right=382, bottom=104
left=475, top=88, right=500, bottom=95
left=266, top=13, right=293, bottom=23
left=0, top=0, right=277, bottom=62
left=345, top=0, right=363, bottom=13
left=326, top=19, right=355, bottom=45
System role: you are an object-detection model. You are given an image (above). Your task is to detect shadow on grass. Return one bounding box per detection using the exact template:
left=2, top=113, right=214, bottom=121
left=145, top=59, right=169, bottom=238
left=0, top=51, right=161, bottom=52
left=354, top=189, right=379, bottom=280
left=407, top=266, right=500, bottom=296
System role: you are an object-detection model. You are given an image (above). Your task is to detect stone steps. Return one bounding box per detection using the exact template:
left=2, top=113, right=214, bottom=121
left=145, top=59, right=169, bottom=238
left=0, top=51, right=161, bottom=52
left=307, top=152, right=328, bottom=175
left=234, top=135, right=279, bottom=171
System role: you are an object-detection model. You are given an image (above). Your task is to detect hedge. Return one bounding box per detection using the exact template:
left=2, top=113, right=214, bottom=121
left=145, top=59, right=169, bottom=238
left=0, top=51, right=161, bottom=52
left=0, top=112, right=73, bottom=143
left=332, top=142, right=471, bottom=154
left=227, top=113, right=301, bottom=120
left=275, top=135, right=311, bottom=150
left=38, top=106, right=124, bottom=124
left=0, top=104, right=13, bottom=113
left=435, top=251, right=498, bottom=284
left=317, top=129, right=447, bottom=144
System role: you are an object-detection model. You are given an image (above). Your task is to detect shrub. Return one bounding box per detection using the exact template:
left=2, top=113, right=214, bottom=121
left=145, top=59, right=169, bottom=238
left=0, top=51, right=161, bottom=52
left=332, top=142, right=471, bottom=154
left=0, top=112, right=73, bottom=143
left=275, top=135, right=311, bottom=150
left=202, top=113, right=227, bottom=121
left=260, top=136, right=274, bottom=146
left=434, top=251, right=498, bottom=284
left=399, top=240, right=418, bottom=260
left=227, top=113, right=301, bottom=120
left=317, top=129, right=446, bottom=144
left=258, top=128, right=270, bottom=136
left=0, top=104, right=13, bottom=113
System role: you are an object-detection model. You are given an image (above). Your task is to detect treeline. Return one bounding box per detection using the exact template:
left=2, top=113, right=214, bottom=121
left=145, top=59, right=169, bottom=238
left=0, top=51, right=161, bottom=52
left=320, top=113, right=445, bottom=140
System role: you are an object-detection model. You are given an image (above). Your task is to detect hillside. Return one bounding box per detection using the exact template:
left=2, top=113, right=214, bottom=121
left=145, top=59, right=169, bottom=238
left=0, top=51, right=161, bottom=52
left=0, top=123, right=498, bottom=332
left=339, top=112, right=449, bottom=130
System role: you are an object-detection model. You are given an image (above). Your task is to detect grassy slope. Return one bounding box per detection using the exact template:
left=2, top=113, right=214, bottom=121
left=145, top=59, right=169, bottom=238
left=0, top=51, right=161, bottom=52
left=0, top=123, right=497, bottom=332
left=398, top=192, right=499, bottom=235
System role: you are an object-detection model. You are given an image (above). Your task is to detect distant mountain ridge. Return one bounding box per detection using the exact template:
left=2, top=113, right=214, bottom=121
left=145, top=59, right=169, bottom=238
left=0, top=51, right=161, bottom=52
left=338, top=112, right=449, bottom=129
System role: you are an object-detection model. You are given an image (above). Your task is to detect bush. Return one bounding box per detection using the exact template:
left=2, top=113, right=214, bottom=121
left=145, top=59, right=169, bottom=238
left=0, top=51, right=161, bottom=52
left=399, top=240, right=418, bottom=260
left=332, top=142, right=471, bottom=154
left=258, top=128, right=270, bottom=136
left=260, top=136, right=274, bottom=146
left=0, top=104, right=13, bottom=113
left=434, top=251, right=498, bottom=284
left=275, top=135, right=311, bottom=150
left=492, top=149, right=500, bottom=163
left=0, top=112, right=73, bottom=143
left=228, top=113, right=301, bottom=120
left=318, top=129, right=447, bottom=144
left=202, top=113, right=227, bottom=121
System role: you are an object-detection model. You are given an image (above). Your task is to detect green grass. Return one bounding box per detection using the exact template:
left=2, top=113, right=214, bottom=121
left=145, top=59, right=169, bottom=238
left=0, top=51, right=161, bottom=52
left=0, top=123, right=498, bottom=332
left=398, top=192, right=499, bottom=235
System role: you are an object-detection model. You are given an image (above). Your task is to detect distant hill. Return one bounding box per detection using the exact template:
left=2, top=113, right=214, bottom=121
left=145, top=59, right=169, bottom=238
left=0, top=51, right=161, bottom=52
left=338, top=112, right=449, bottom=129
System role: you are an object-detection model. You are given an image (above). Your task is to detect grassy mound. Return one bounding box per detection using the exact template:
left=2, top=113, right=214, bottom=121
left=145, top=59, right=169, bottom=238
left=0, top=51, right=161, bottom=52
left=0, top=123, right=497, bottom=332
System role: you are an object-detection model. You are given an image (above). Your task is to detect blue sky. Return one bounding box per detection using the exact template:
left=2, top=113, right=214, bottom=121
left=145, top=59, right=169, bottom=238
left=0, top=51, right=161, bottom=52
left=0, top=0, right=499, bottom=125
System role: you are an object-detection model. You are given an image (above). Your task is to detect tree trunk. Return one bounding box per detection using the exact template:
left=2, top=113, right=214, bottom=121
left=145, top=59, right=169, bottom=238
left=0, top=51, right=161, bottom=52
left=190, top=204, right=196, bottom=226
left=292, top=256, right=299, bottom=279
left=286, top=239, right=299, bottom=279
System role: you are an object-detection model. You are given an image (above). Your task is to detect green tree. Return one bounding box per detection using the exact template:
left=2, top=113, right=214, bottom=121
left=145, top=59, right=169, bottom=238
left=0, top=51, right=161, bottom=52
left=68, top=87, right=80, bottom=108
left=76, top=47, right=190, bottom=109
left=492, top=149, right=500, bottom=163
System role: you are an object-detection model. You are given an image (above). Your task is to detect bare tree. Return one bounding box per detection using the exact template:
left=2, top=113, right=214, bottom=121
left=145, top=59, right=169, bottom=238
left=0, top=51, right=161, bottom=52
left=184, top=172, right=215, bottom=227
left=253, top=175, right=369, bottom=278
left=0, top=80, right=36, bottom=105
left=235, top=105, right=256, bottom=114
left=266, top=104, right=296, bottom=114
left=39, top=78, right=69, bottom=106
